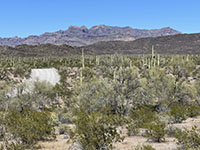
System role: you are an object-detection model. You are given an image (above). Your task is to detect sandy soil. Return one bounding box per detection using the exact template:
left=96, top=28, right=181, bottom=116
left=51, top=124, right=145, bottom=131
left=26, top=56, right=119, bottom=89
left=38, top=135, right=70, bottom=150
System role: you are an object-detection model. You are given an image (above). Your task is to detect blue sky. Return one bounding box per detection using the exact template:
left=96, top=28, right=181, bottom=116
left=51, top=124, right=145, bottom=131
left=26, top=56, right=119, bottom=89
left=0, top=0, right=199, bottom=37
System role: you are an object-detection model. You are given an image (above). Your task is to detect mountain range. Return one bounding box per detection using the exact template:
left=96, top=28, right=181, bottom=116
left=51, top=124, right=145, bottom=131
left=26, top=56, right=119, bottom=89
left=1, top=32, right=200, bottom=57
left=0, top=25, right=181, bottom=47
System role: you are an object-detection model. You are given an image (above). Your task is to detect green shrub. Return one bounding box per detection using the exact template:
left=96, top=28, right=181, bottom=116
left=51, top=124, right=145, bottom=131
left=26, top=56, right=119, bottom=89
left=69, top=111, right=124, bottom=150
left=5, top=108, right=55, bottom=147
left=127, top=123, right=140, bottom=136
left=130, top=105, right=156, bottom=128
left=175, top=126, right=200, bottom=150
left=144, top=120, right=166, bottom=142
left=0, top=142, right=25, bottom=150
left=186, top=104, right=200, bottom=118
left=169, top=104, right=187, bottom=123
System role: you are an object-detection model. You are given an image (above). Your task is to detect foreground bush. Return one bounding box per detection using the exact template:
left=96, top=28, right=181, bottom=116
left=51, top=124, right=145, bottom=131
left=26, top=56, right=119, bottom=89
left=129, top=105, right=156, bottom=128
left=69, top=111, right=124, bottom=150
left=144, top=120, right=166, bottom=142
left=175, top=126, right=200, bottom=150
left=127, top=105, right=157, bottom=136
left=5, top=108, right=55, bottom=148
left=186, top=103, right=200, bottom=118
left=0, top=142, right=25, bottom=150
left=169, top=103, right=187, bottom=123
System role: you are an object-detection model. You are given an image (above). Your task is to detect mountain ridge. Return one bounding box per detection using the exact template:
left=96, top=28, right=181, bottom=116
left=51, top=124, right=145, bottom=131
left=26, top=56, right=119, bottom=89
left=1, top=32, right=200, bottom=57
left=84, top=33, right=200, bottom=55
left=0, top=25, right=181, bottom=47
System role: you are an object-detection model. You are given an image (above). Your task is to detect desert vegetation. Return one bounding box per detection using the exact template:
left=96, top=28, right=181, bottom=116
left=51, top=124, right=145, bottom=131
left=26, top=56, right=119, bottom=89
left=0, top=50, right=200, bottom=150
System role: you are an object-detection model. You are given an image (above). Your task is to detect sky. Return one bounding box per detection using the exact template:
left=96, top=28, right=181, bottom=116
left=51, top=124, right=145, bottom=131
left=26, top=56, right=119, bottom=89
left=0, top=0, right=200, bottom=37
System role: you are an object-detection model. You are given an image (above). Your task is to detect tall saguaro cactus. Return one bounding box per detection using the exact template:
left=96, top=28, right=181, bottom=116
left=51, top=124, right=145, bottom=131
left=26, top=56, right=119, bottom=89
left=82, top=48, right=85, bottom=69
left=80, top=48, right=85, bottom=86
left=157, top=54, right=160, bottom=67
left=80, top=69, right=83, bottom=86
left=186, top=55, right=189, bottom=62
left=152, top=45, right=154, bottom=60
left=96, top=56, right=100, bottom=66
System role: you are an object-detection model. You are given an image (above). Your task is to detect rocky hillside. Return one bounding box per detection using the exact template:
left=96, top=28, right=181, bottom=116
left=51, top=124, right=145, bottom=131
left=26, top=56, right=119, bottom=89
left=84, top=33, right=200, bottom=55
left=0, top=25, right=181, bottom=47
left=0, top=44, right=81, bottom=57
left=1, top=33, right=200, bottom=57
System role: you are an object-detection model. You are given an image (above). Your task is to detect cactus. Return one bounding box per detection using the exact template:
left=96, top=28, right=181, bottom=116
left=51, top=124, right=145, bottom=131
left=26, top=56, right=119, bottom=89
left=186, top=55, right=189, bottom=62
left=157, top=54, right=160, bottom=67
left=96, top=56, right=100, bottom=66
left=152, top=45, right=154, bottom=60
left=148, top=58, right=151, bottom=69
left=110, top=55, right=114, bottom=65
left=130, top=60, right=132, bottom=68
left=82, top=48, right=85, bottom=69
left=80, top=69, right=83, bottom=86
left=151, top=45, right=155, bottom=67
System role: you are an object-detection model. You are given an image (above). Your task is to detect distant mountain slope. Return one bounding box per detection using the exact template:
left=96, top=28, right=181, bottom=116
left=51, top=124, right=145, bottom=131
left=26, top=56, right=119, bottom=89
left=0, top=44, right=81, bottom=57
left=0, top=25, right=181, bottom=47
left=84, top=33, right=200, bottom=55
left=1, top=33, right=200, bottom=57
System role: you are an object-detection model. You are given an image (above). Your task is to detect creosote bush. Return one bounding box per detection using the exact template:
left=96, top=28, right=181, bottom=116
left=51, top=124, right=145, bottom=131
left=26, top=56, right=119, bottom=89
left=169, top=103, right=187, bottom=123
left=129, top=105, right=156, bottom=128
left=69, top=109, right=124, bottom=150
left=127, top=105, right=157, bottom=136
left=0, top=142, right=26, bottom=150
left=144, top=119, right=166, bottom=142
left=175, top=126, right=200, bottom=150
left=5, top=108, right=55, bottom=148
left=186, top=103, right=200, bottom=118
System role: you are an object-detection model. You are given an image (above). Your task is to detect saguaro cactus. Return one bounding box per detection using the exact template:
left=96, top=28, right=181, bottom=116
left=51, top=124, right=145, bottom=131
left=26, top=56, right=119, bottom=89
left=80, top=69, right=83, bottom=86
left=96, top=56, right=100, bottom=66
left=148, top=58, right=151, bottom=69
left=157, top=54, right=160, bottom=67
left=82, top=48, right=85, bottom=69
left=152, top=45, right=154, bottom=60
left=186, top=55, right=189, bottom=62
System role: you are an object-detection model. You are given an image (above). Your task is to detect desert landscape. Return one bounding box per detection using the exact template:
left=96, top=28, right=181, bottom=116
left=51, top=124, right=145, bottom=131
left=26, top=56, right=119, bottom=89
left=1, top=1, right=200, bottom=150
